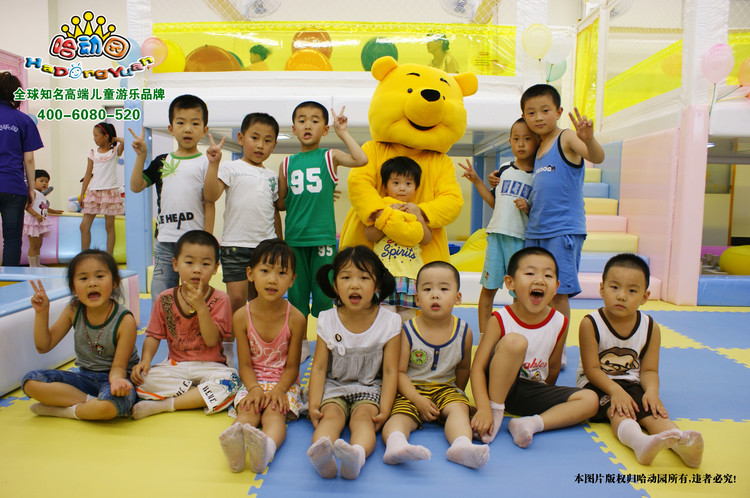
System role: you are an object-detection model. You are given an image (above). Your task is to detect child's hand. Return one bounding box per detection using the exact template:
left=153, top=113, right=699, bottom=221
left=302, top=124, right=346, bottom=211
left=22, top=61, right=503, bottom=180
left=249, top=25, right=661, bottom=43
left=368, top=209, right=384, bottom=223
left=206, top=133, right=225, bottom=164
left=333, top=189, right=342, bottom=201
left=372, top=411, right=389, bottom=431
left=470, top=407, right=494, bottom=439
left=130, top=361, right=150, bottom=386
left=181, top=280, right=207, bottom=312
left=263, top=387, right=290, bottom=415
left=35, top=214, right=44, bottom=223
left=395, top=202, right=422, bottom=218
left=309, top=406, right=323, bottom=428
left=331, top=106, right=348, bottom=134
left=514, top=197, right=530, bottom=214
left=128, top=127, right=147, bottom=157
left=642, top=390, right=669, bottom=419
left=570, top=107, right=595, bottom=142
left=458, top=159, right=480, bottom=183
left=238, top=385, right=264, bottom=414
left=488, top=169, right=500, bottom=188
left=109, top=378, right=132, bottom=397
left=414, top=395, right=439, bottom=422
left=608, top=389, right=639, bottom=419
left=29, top=280, right=50, bottom=313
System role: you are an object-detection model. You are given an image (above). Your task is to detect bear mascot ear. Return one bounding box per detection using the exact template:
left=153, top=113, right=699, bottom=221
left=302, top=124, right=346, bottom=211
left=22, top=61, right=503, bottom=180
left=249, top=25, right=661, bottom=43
left=453, top=72, right=478, bottom=97
left=371, top=56, right=400, bottom=82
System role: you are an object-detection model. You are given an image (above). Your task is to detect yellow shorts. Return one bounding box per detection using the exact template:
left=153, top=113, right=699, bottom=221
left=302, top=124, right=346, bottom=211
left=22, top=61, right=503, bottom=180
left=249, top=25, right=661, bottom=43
left=390, top=383, right=469, bottom=428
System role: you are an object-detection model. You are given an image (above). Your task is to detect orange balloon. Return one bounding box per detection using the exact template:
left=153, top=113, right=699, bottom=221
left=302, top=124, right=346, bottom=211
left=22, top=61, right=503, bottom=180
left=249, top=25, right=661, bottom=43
left=292, top=31, right=333, bottom=59
left=285, top=49, right=332, bottom=71
left=739, top=57, right=750, bottom=86
left=184, top=45, right=242, bottom=72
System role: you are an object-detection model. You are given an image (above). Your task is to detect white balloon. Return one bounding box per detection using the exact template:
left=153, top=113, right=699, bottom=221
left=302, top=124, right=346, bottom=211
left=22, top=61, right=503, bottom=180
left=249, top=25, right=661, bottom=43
left=546, top=36, right=572, bottom=65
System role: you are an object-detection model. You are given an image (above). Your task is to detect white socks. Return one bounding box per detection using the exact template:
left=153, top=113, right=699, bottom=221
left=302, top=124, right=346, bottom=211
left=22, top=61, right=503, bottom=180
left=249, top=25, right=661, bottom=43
left=333, top=439, right=366, bottom=479
left=482, top=401, right=505, bottom=443
left=30, top=403, right=79, bottom=419
left=307, top=436, right=338, bottom=479
left=28, top=256, right=42, bottom=267
left=446, top=435, right=489, bottom=469
left=219, top=423, right=246, bottom=472
left=508, top=414, right=544, bottom=448
left=673, top=430, right=704, bottom=468
left=131, top=397, right=175, bottom=420
left=243, top=424, right=277, bottom=474
left=617, top=418, right=680, bottom=465
left=383, top=431, right=431, bottom=465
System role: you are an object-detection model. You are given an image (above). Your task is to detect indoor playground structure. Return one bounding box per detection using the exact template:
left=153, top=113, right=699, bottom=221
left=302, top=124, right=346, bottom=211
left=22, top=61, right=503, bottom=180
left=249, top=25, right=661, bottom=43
left=1, top=1, right=749, bottom=497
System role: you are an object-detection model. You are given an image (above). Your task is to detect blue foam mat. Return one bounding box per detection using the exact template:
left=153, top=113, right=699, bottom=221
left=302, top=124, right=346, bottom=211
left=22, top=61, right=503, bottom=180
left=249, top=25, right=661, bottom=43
left=647, top=310, right=750, bottom=349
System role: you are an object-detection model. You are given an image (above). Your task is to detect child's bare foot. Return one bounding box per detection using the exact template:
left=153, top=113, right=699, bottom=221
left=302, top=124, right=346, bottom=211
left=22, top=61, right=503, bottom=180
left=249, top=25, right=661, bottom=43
left=219, top=423, right=246, bottom=472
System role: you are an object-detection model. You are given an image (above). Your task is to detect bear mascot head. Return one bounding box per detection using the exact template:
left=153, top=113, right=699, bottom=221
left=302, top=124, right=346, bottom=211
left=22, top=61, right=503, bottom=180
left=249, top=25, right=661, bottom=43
left=339, top=56, right=478, bottom=265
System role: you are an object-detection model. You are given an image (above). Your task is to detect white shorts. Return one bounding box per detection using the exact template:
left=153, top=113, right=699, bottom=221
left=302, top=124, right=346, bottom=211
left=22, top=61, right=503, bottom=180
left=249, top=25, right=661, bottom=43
left=232, top=381, right=301, bottom=420
left=135, top=359, right=240, bottom=414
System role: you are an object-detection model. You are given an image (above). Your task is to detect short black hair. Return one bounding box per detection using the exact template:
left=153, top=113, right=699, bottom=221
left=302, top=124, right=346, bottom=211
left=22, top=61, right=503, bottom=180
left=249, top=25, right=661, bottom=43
left=250, top=238, right=295, bottom=272
left=240, top=112, right=279, bottom=138
left=169, top=94, right=208, bottom=126
left=292, top=101, right=328, bottom=125
left=380, top=156, right=422, bottom=188
left=602, top=253, right=650, bottom=288
left=416, top=260, right=460, bottom=289
left=521, top=84, right=561, bottom=112
left=0, top=72, right=22, bottom=109
left=67, top=249, right=122, bottom=304
left=510, top=117, right=532, bottom=136
left=506, top=246, right=558, bottom=279
left=35, top=169, right=50, bottom=180
left=174, top=230, right=219, bottom=263
left=316, top=245, right=396, bottom=307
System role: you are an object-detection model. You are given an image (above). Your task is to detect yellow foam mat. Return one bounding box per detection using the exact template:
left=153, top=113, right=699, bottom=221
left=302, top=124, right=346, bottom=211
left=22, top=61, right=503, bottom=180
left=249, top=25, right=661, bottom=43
left=584, top=197, right=619, bottom=215
left=713, top=348, right=750, bottom=369
left=584, top=168, right=602, bottom=183
left=585, top=419, right=750, bottom=497
left=583, top=232, right=639, bottom=253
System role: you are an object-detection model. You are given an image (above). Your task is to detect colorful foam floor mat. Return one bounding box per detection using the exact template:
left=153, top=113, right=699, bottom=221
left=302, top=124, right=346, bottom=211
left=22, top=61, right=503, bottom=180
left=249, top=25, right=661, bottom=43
left=1, top=300, right=748, bottom=497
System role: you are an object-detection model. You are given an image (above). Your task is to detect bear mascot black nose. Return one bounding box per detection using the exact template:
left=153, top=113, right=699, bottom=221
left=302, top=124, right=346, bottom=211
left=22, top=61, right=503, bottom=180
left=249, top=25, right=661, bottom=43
left=420, top=89, right=441, bottom=102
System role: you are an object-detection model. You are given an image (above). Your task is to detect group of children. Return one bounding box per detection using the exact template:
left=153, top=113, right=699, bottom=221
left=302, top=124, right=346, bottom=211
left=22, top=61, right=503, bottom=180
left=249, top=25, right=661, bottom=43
left=20, top=85, right=703, bottom=479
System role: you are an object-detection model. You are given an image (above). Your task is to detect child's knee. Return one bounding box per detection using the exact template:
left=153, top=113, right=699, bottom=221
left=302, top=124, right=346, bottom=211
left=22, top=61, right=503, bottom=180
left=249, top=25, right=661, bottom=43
left=496, top=332, right=527, bottom=354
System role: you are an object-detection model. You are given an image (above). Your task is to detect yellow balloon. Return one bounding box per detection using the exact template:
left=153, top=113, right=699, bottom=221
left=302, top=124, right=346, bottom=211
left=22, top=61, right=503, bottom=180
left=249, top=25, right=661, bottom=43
left=522, top=24, right=552, bottom=60
left=153, top=39, right=186, bottom=73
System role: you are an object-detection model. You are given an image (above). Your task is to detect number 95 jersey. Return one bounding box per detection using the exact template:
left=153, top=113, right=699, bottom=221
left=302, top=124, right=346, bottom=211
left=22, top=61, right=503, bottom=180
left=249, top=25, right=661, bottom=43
left=283, top=148, right=338, bottom=246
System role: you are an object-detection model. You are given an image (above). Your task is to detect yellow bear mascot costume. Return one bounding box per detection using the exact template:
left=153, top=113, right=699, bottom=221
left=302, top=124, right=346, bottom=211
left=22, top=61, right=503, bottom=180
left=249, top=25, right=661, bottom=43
left=339, top=56, right=478, bottom=263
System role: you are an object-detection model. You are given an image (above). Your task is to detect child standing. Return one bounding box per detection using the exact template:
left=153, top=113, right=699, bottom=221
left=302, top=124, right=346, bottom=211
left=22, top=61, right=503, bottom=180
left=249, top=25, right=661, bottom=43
left=130, top=230, right=238, bottom=419
left=22, top=249, right=139, bottom=420
left=578, top=253, right=704, bottom=467
left=382, top=261, right=489, bottom=469
left=459, top=118, right=539, bottom=335
left=278, top=102, right=368, bottom=355
left=365, top=157, right=431, bottom=322
left=80, top=122, right=124, bottom=255
left=470, top=247, right=598, bottom=446
left=521, top=84, right=605, bottom=364
left=307, top=246, right=401, bottom=479
left=219, top=238, right=306, bottom=474
left=203, top=112, right=282, bottom=315
left=24, top=169, right=64, bottom=267
left=129, top=95, right=215, bottom=306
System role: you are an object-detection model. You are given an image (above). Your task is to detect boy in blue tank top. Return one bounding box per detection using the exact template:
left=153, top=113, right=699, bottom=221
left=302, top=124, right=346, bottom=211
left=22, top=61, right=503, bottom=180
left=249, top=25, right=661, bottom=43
left=278, top=102, right=368, bottom=357
left=521, top=84, right=605, bottom=365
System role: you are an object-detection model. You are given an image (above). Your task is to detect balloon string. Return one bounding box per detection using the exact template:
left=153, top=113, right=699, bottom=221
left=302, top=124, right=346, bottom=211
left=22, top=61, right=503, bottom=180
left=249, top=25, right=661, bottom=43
left=716, top=86, right=740, bottom=101
left=709, top=83, right=716, bottom=117
left=539, top=59, right=543, bottom=83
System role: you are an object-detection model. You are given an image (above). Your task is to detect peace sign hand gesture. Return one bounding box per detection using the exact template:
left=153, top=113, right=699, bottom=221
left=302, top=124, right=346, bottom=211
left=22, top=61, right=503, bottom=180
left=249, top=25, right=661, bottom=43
left=206, top=133, right=225, bottom=165
left=331, top=106, right=348, bottom=133
left=30, top=280, right=50, bottom=313
left=129, top=127, right=147, bottom=157
left=569, top=107, right=594, bottom=142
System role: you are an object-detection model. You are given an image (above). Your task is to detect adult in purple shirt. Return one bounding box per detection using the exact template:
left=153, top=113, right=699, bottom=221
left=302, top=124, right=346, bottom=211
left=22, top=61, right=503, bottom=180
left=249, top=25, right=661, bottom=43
left=0, top=72, right=43, bottom=266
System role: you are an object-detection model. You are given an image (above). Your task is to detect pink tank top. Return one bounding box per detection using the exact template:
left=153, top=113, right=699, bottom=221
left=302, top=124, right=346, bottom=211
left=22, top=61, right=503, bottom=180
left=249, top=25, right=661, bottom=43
left=246, top=301, right=292, bottom=382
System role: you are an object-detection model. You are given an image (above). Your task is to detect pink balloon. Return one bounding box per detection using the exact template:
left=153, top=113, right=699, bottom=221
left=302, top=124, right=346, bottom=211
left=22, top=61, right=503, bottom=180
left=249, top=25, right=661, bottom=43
left=141, top=37, right=167, bottom=67
left=701, top=43, right=734, bottom=84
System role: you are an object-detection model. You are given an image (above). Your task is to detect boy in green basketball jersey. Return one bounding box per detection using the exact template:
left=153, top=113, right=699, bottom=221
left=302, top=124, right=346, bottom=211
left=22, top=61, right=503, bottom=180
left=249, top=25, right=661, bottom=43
left=278, top=102, right=368, bottom=359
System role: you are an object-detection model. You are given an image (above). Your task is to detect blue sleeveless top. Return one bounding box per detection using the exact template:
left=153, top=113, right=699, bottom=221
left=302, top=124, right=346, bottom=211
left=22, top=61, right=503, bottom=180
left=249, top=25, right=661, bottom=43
left=526, top=130, right=587, bottom=238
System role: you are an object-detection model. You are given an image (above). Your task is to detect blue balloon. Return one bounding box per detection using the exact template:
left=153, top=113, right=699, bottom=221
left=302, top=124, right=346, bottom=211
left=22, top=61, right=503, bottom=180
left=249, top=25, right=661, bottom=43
left=123, top=38, right=141, bottom=65
left=545, top=60, right=567, bottom=83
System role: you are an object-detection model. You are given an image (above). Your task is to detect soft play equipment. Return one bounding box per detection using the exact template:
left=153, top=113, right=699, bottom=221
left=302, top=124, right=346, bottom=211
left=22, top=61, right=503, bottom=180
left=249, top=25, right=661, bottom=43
left=185, top=45, right=242, bottom=71
left=361, top=37, right=399, bottom=71
left=719, top=245, right=750, bottom=275
left=0, top=266, right=139, bottom=396
left=339, top=56, right=477, bottom=263
left=449, top=228, right=487, bottom=272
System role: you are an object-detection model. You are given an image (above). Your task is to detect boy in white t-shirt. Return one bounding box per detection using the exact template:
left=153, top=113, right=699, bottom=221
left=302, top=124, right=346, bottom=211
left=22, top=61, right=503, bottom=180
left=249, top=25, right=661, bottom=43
left=203, top=113, right=281, bottom=315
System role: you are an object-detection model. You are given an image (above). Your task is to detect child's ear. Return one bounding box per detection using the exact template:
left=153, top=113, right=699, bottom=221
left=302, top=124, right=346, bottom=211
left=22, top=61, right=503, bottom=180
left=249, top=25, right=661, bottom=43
left=641, top=290, right=650, bottom=304
left=172, top=257, right=179, bottom=272
left=211, top=263, right=219, bottom=276
left=246, top=266, right=254, bottom=282
left=599, top=281, right=605, bottom=298
left=503, top=274, right=514, bottom=291
left=237, top=131, right=243, bottom=144
left=455, top=291, right=462, bottom=306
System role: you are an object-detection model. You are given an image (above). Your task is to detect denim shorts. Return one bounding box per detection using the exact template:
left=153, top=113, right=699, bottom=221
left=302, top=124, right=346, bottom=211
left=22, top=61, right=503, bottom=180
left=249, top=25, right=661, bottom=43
left=220, top=246, right=254, bottom=283
left=22, top=368, right=138, bottom=417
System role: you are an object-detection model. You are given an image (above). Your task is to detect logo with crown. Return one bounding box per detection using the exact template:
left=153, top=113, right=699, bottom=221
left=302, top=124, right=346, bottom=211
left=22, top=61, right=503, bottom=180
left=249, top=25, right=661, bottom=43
left=49, top=11, right=130, bottom=61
